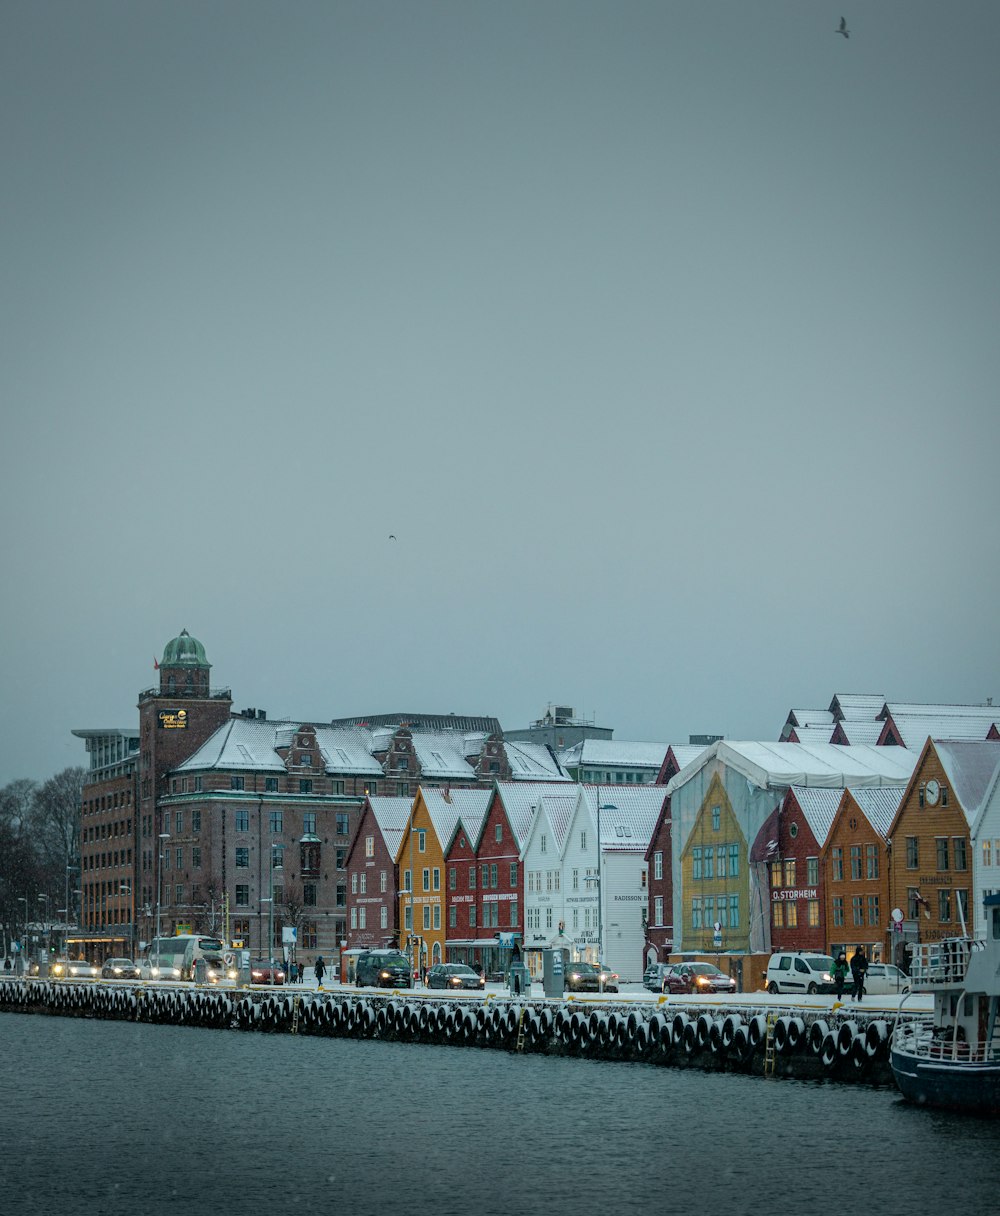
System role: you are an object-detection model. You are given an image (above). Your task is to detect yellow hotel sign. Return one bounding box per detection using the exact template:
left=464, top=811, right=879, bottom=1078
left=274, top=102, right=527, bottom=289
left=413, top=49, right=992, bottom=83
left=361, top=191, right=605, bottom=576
left=158, top=708, right=188, bottom=729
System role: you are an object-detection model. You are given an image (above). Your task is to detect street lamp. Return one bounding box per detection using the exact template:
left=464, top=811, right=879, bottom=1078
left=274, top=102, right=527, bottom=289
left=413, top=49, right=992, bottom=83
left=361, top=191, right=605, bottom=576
left=155, top=833, right=171, bottom=946
left=595, top=802, right=617, bottom=994
left=17, top=896, right=28, bottom=975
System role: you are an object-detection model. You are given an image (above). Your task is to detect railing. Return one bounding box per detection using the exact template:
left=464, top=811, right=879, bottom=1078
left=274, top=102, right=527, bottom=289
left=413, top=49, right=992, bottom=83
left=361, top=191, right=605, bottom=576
left=894, top=1022, right=999, bottom=1064
left=908, top=937, right=984, bottom=988
left=138, top=686, right=232, bottom=701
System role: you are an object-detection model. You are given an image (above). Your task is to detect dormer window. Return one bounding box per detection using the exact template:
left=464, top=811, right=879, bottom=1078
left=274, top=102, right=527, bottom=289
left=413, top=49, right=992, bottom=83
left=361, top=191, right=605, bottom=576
left=300, top=752, right=312, bottom=768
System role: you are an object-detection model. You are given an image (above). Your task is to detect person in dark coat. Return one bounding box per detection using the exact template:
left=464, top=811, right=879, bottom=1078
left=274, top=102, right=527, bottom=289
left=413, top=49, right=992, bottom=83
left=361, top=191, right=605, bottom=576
left=849, top=947, right=868, bottom=1001
left=314, top=955, right=326, bottom=989
left=832, top=950, right=849, bottom=1001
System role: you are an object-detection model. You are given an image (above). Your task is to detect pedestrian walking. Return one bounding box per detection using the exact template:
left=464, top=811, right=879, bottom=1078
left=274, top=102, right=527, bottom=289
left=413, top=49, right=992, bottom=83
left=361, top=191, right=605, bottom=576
left=849, top=946, right=869, bottom=1002
left=832, top=950, right=849, bottom=1001
left=314, top=955, right=326, bottom=990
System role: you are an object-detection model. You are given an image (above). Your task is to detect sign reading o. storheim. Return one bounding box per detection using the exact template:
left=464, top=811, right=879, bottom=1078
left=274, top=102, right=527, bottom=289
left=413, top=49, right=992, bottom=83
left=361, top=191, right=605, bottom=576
left=158, top=708, right=188, bottom=730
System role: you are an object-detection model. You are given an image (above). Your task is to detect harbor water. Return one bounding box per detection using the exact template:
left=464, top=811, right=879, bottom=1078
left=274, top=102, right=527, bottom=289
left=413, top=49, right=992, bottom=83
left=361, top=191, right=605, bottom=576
left=1, top=1012, right=997, bottom=1216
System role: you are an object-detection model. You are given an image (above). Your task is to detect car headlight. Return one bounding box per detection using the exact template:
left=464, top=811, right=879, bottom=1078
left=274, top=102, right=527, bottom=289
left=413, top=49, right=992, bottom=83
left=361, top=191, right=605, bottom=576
left=696, top=976, right=711, bottom=986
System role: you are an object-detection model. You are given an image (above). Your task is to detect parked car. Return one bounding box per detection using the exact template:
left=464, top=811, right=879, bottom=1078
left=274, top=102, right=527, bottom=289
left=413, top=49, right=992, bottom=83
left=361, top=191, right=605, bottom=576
left=355, top=950, right=412, bottom=988
left=765, top=952, right=839, bottom=995
left=663, top=962, right=737, bottom=995
left=860, top=962, right=910, bottom=996
left=643, top=963, right=673, bottom=992
left=250, top=959, right=286, bottom=985
left=426, top=963, right=485, bottom=991
left=565, top=962, right=601, bottom=992
left=100, top=957, right=140, bottom=980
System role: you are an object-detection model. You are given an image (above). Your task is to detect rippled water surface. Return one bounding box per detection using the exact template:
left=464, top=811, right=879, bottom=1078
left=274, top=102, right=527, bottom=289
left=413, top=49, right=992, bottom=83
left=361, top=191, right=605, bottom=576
left=1, top=1012, right=997, bottom=1216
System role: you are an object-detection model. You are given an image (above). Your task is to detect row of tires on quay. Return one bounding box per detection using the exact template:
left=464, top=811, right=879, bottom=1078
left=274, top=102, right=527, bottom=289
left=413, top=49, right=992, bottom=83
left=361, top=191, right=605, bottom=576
left=0, top=980, right=896, bottom=1079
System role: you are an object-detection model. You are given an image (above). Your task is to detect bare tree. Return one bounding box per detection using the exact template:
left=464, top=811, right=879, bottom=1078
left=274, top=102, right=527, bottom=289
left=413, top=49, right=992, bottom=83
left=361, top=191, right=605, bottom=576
left=30, top=768, right=85, bottom=875
left=0, top=778, right=38, bottom=836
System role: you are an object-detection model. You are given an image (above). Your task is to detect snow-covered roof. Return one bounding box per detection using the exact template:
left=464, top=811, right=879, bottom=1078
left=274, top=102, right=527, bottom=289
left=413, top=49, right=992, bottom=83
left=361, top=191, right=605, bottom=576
left=787, top=787, right=842, bottom=847
left=787, top=725, right=836, bottom=745
left=665, top=740, right=916, bottom=797
left=559, top=739, right=668, bottom=770
left=882, top=708, right=1000, bottom=749
left=831, top=694, right=887, bottom=721
left=494, top=782, right=576, bottom=849
left=367, top=796, right=413, bottom=858
left=582, top=784, right=666, bottom=851
left=786, top=709, right=834, bottom=729
left=421, top=788, right=492, bottom=853
left=408, top=731, right=478, bottom=780
left=848, top=787, right=905, bottom=838
left=668, top=745, right=712, bottom=773
left=835, top=721, right=884, bottom=746
left=504, top=740, right=569, bottom=780
left=175, top=717, right=388, bottom=775
left=934, top=740, right=1000, bottom=826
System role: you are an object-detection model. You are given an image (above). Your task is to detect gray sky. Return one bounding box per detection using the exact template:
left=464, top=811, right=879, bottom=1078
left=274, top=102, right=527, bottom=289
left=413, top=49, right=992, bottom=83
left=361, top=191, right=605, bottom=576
left=2, top=1, right=998, bottom=785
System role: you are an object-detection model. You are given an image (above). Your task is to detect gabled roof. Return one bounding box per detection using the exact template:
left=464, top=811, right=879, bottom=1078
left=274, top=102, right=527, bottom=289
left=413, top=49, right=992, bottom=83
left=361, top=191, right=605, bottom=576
left=934, top=740, right=1000, bottom=826
left=504, top=740, right=569, bottom=780
left=786, top=787, right=842, bottom=847
left=664, top=740, right=916, bottom=796
left=835, top=721, right=883, bottom=746
left=787, top=725, right=837, bottom=745
left=879, top=707, right=1000, bottom=749
left=848, top=787, right=905, bottom=838
left=420, top=788, right=492, bottom=853
left=366, top=796, right=413, bottom=859
left=408, top=731, right=479, bottom=780
left=786, top=709, right=834, bottom=729
left=669, top=745, right=711, bottom=773
left=494, top=782, right=577, bottom=851
left=830, top=694, right=887, bottom=721
left=559, top=739, right=668, bottom=770
left=582, top=784, right=666, bottom=851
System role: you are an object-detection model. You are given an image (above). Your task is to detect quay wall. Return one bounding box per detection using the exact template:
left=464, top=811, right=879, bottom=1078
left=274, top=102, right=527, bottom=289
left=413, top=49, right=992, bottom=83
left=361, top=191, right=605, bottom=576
left=0, top=978, right=914, bottom=1089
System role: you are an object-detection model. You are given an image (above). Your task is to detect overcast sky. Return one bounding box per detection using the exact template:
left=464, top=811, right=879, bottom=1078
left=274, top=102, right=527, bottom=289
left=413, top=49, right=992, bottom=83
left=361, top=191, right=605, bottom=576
left=2, top=1, right=998, bottom=786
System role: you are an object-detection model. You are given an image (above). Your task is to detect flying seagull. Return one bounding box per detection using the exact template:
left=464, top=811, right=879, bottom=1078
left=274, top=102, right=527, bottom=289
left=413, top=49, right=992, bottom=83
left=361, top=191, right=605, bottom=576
left=837, top=17, right=849, bottom=38
left=388, top=534, right=396, bottom=541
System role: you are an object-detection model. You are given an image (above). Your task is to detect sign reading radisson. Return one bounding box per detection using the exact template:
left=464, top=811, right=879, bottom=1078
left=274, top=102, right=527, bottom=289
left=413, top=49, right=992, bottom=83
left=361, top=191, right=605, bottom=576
left=158, top=708, right=188, bottom=730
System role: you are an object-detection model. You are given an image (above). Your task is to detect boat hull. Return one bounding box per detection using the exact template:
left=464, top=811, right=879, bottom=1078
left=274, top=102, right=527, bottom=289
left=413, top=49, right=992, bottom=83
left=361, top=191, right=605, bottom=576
left=891, top=1048, right=1000, bottom=1115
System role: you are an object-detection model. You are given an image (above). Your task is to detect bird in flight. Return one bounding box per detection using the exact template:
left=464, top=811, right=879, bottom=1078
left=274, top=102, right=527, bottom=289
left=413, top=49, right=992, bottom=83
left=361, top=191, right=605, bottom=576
left=388, top=534, right=396, bottom=541
left=837, top=17, right=849, bottom=38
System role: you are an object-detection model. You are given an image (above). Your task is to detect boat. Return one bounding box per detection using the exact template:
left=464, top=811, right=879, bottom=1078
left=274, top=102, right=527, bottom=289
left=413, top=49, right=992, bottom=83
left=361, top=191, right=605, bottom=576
left=890, top=892, right=1000, bottom=1115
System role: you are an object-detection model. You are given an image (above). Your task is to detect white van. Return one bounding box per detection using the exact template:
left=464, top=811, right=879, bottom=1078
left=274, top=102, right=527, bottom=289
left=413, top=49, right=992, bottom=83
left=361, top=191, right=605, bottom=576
left=861, top=962, right=910, bottom=995
left=765, top=952, right=839, bottom=995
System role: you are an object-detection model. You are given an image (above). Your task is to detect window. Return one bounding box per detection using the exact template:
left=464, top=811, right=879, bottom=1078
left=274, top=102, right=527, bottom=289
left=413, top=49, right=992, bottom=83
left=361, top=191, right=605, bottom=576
left=729, top=844, right=739, bottom=878
left=867, top=895, right=879, bottom=926
left=807, top=857, right=818, bottom=886
left=729, top=894, right=739, bottom=928
left=956, top=888, right=969, bottom=925
left=469, top=905, right=476, bottom=928
left=785, top=901, right=797, bottom=928
left=304, top=883, right=317, bottom=906
left=468, top=866, right=476, bottom=890
left=508, top=861, right=517, bottom=887
left=236, top=847, right=249, bottom=868
left=350, top=908, right=357, bottom=929
left=422, top=868, right=430, bottom=892
left=273, top=844, right=284, bottom=869
left=807, top=899, right=820, bottom=927
left=540, top=834, right=547, bottom=854
left=299, top=779, right=312, bottom=794
left=433, top=904, right=440, bottom=930
left=481, top=864, right=489, bottom=888
left=852, top=896, right=863, bottom=927
left=231, top=776, right=244, bottom=791
left=832, top=847, right=844, bottom=881
left=351, top=873, right=358, bottom=895
left=404, top=906, right=412, bottom=930
left=449, top=867, right=456, bottom=891
left=692, top=898, right=702, bottom=929
left=336, top=884, right=346, bottom=908
left=192, top=847, right=201, bottom=869
left=704, top=896, right=714, bottom=926
left=365, top=835, right=375, bottom=858
left=783, top=859, right=796, bottom=887
left=580, top=830, right=587, bottom=850
left=693, top=847, right=703, bottom=880
left=449, top=905, right=457, bottom=928
left=936, top=838, right=949, bottom=871
left=654, top=896, right=663, bottom=924
left=654, top=851, right=663, bottom=881
left=509, top=900, right=518, bottom=927
left=417, top=829, right=426, bottom=852
left=270, top=811, right=283, bottom=833
left=265, top=777, right=278, bottom=792
left=381, top=906, right=388, bottom=930
left=193, top=777, right=202, bottom=793
left=337, top=813, right=350, bottom=836
left=704, top=849, right=714, bottom=880
left=866, top=844, right=879, bottom=880
left=174, top=884, right=183, bottom=904
left=433, top=868, right=440, bottom=892
left=192, top=809, right=201, bottom=832
left=495, top=824, right=502, bottom=842
left=235, top=810, right=249, bottom=832
left=235, top=885, right=249, bottom=907
left=953, top=838, right=968, bottom=871
left=335, top=848, right=345, bottom=870
left=711, top=806, right=721, bottom=831
left=490, top=864, right=498, bottom=888
left=772, top=902, right=784, bottom=928
left=303, top=813, right=316, bottom=834
left=983, top=840, right=993, bottom=867
left=717, top=845, right=727, bottom=879
left=850, top=846, right=862, bottom=881
left=907, top=887, right=920, bottom=919
left=906, top=837, right=919, bottom=869
left=175, top=810, right=183, bottom=833
left=833, top=896, right=844, bottom=927
left=938, top=888, right=952, bottom=922
left=380, top=871, right=387, bottom=893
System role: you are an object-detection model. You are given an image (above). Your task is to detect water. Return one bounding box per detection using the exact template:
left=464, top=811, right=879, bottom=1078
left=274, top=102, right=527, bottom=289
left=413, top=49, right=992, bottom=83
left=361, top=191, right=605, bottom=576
left=1, top=1012, right=997, bottom=1216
